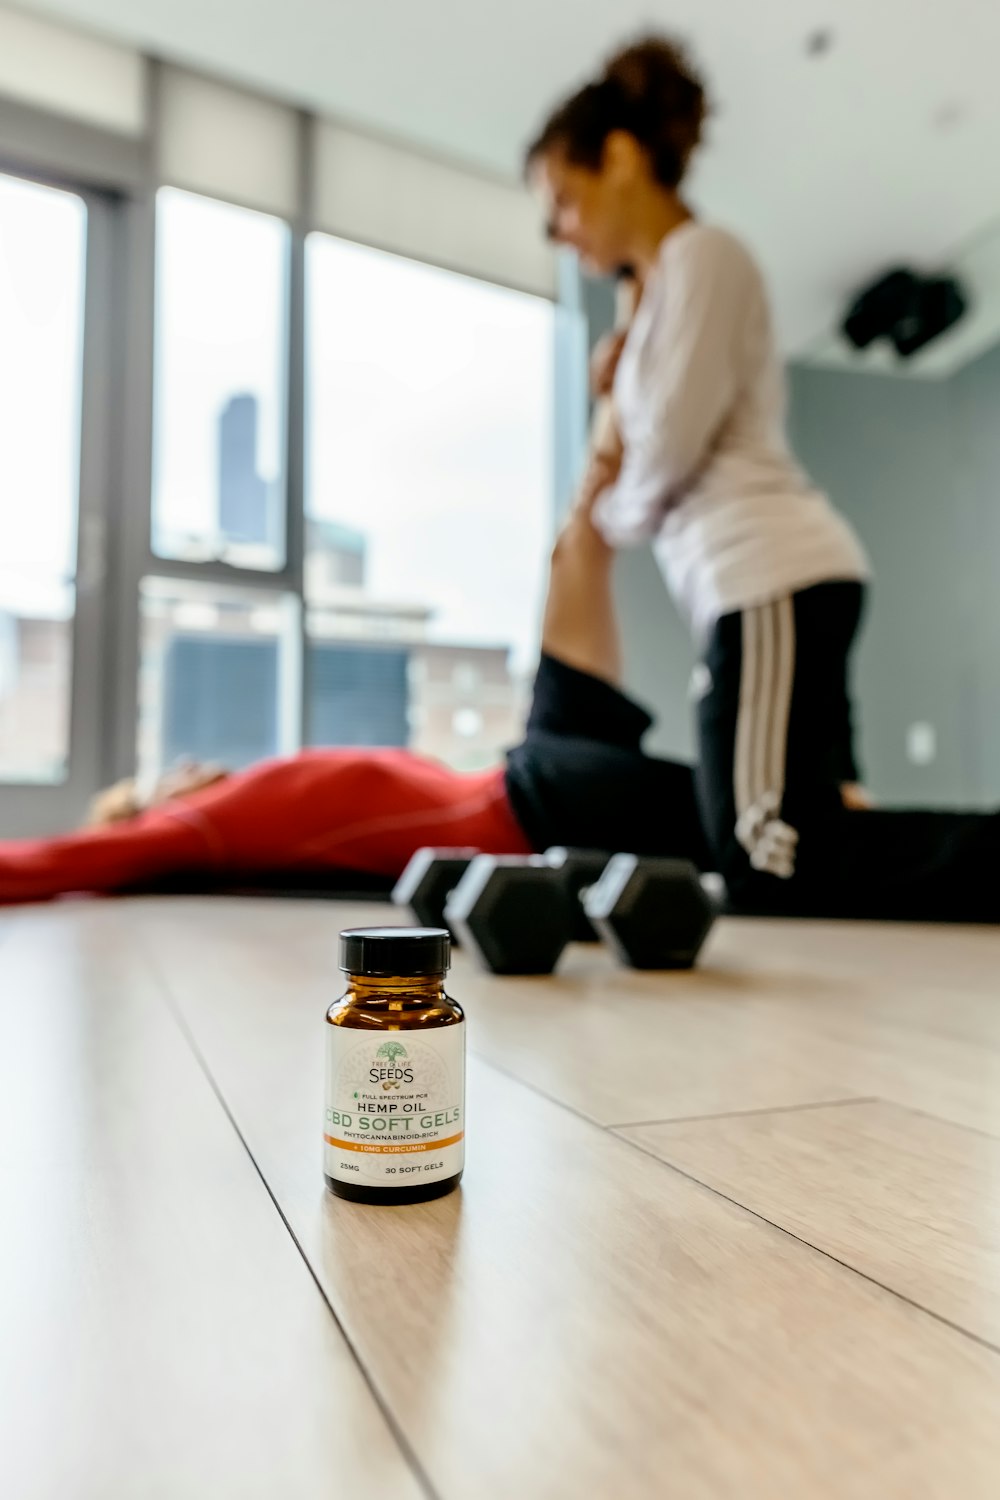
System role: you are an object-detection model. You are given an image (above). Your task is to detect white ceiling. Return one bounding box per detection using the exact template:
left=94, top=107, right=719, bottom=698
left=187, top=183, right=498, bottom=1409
left=18, top=0, right=1000, bottom=354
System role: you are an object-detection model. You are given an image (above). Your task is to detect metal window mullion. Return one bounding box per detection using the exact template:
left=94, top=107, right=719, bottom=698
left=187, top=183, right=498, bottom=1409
left=101, top=58, right=159, bottom=785
left=285, top=108, right=313, bottom=752
left=68, top=189, right=119, bottom=815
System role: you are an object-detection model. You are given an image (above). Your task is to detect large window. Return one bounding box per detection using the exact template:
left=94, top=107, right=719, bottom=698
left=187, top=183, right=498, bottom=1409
left=0, top=66, right=561, bottom=838
left=151, top=188, right=290, bottom=570
left=305, top=235, right=554, bottom=769
left=0, top=172, right=86, bottom=783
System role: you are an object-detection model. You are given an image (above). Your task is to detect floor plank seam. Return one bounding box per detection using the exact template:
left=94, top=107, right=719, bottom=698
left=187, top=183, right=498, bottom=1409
left=131, top=920, right=444, bottom=1500
left=470, top=1048, right=608, bottom=1130
left=471, top=1053, right=1000, bottom=1360
left=617, top=1128, right=1000, bottom=1360
left=606, top=1097, right=878, bottom=1130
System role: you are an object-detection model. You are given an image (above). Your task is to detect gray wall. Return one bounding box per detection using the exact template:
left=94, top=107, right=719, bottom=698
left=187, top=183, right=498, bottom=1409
left=613, top=550, right=696, bottom=760
left=788, top=347, right=1000, bottom=807
left=575, top=269, right=1000, bottom=797
left=952, top=342, right=1000, bottom=802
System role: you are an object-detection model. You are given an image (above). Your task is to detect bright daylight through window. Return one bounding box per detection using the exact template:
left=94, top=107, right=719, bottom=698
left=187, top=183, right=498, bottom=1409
left=305, top=235, right=554, bottom=770
left=0, top=172, right=86, bottom=783
left=152, top=187, right=290, bottom=572
left=136, top=206, right=554, bottom=777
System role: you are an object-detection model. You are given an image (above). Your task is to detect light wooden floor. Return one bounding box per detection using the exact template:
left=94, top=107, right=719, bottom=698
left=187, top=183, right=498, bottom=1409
left=3, top=898, right=1000, bottom=1499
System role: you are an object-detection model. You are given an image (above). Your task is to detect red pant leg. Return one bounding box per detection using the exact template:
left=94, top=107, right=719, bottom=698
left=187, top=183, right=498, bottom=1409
left=0, top=811, right=211, bottom=905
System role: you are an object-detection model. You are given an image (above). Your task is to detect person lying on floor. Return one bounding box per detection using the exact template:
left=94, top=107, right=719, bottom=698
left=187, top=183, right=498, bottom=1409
left=0, top=504, right=710, bottom=906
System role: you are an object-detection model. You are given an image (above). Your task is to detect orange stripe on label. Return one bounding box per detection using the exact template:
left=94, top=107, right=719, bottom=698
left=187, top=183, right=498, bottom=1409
left=324, top=1132, right=464, bottom=1156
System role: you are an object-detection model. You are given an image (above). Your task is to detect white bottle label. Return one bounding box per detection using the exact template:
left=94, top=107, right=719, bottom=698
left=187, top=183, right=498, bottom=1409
left=324, top=1022, right=465, bottom=1189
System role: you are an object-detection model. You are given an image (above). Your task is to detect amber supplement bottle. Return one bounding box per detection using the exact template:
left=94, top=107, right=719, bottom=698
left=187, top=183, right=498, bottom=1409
left=324, top=927, right=465, bottom=1204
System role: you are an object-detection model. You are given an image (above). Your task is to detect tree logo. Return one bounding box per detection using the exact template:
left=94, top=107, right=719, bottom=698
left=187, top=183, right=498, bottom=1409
left=376, top=1041, right=408, bottom=1065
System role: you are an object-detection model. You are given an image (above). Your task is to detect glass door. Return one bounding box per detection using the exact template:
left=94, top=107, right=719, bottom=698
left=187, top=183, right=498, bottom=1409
left=0, top=170, right=111, bottom=837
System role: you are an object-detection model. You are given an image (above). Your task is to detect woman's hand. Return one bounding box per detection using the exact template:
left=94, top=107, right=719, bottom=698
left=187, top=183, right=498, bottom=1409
left=590, top=330, right=628, bottom=398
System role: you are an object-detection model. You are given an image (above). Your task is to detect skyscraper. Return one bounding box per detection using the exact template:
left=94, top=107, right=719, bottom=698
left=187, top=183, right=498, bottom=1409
left=218, top=394, right=269, bottom=546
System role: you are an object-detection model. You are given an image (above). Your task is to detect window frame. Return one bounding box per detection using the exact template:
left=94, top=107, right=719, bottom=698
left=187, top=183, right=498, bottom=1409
left=0, top=64, right=579, bottom=828
left=0, top=159, right=118, bottom=834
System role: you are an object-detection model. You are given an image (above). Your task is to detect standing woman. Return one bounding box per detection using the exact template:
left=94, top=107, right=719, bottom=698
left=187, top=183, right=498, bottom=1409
left=527, top=35, right=870, bottom=910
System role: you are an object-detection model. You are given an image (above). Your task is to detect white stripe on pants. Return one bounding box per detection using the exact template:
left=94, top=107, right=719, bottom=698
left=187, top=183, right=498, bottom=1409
left=734, top=598, right=800, bottom=879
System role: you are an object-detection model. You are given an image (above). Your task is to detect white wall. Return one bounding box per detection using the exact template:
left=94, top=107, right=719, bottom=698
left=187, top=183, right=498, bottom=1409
left=0, top=6, right=145, bottom=133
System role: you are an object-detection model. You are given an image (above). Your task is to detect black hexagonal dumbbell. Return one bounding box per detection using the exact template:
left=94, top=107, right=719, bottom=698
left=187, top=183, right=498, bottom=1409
left=583, top=855, right=717, bottom=970
left=444, top=855, right=574, bottom=975
left=443, top=852, right=718, bottom=977
left=542, top=847, right=612, bottom=942
left=391, top=847, right=480, bottom=940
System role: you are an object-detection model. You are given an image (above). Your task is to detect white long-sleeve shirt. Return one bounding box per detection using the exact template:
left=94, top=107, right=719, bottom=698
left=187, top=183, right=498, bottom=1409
left=594, top=222, right=868, bottom=639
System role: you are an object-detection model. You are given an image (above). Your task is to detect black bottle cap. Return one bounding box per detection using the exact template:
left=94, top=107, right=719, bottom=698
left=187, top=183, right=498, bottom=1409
left=339, top=926, right=451, bottom=977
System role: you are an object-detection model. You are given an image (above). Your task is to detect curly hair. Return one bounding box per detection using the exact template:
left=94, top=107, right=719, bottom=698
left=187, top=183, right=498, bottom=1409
left=525, top=34, right=708, bottom=190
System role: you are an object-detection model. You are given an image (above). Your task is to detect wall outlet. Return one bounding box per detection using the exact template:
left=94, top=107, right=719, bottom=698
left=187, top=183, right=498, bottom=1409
left=906, top=721, right=937, bottom=765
